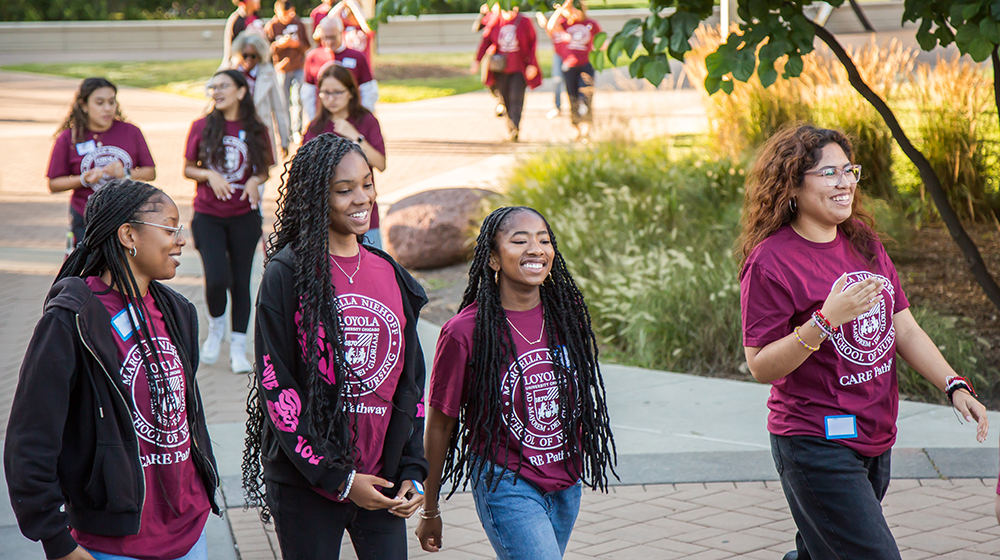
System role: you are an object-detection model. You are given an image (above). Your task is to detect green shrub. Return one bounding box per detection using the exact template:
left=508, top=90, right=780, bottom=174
left=897, top=306, right=995, bottom=404
left=505, top=140, right=747, bottom=374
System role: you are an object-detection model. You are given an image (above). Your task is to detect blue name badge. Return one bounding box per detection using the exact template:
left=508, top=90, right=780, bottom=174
left=111, top=304, right=142, bottom=341
left=76, top=139, right=97, bottom=156
left=824, top=415, right=858, bottom=440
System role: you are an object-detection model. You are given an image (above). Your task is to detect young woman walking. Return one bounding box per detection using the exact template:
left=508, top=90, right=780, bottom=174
left=5, top=179, right=219, bottom=560
left=304, top=64, right=385, bottom=247
left=183, top=69, right=272, bottom=374
left=47, top=77, right=155, bottom=252
left=242, top=134, right=428, bottom=560
left=545, top=0, right=600, bottom=142
left=416, top=206, right=616, bottom=559
left=740, top=124, right=988, bottom=560
left=472, top=8, right=541, bottom=141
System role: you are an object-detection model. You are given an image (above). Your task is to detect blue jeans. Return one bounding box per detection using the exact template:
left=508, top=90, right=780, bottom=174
left=470, top=461, right=582, bottom=560
left=85, top=529, right=207, bottom=560
left=279, top=68, right=304, bottom=135
left=771, top=434, right=900, bottom=560
left=552, top=53, right=564, bottom=109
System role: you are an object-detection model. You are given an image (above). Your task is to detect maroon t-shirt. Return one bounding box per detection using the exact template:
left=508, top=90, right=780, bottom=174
left=553, top=19, right=601, bottom=68
left=304, top=46, right=373, bottom=87
left=47, top=120, right=155, bottom=217
left=476, top=13, right=541, bottom=88
left=310, top=4, right=332, bottom=29
left=430, top=302, right=578, bottom=493
left=339, top=12, right=375, bottom=72
left=75, top=277, right=210, bottom=559
left=740, top=225, right=909, bottom=456
left=302, top=113, right=383, bottom=230
left=184, top=116, right=272, bottom=218
left=275, top=247, right=405, bottom=500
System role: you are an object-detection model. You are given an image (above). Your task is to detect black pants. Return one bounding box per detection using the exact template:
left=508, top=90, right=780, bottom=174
left=191, top=211, right=261, bottom=334
left=266, top=480, right=408, bottom=560
left=564, top=64, right=595, bottom=126
left=771, top=434, right=900, bottom=560
left=494, top=71, right=526, bottom=130
left=70, top=207, right=86, bottom=250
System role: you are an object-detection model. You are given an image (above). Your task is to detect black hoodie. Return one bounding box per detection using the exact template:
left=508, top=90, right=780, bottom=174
left=254, top=245, right=429, bottom=496
left=4, top=277, right=220, bottom=559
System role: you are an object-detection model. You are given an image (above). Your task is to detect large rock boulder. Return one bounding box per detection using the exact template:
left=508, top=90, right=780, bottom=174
left=383, top=188, right=492, bottom=270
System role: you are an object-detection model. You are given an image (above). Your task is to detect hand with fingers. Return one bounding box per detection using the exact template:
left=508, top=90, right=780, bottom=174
left=951, top=389, right=989, bottom=443
left=388, top=479, right=424, bottom=518
left=206, top=170, right=235, bottom=201
left=416, top=515, right=444, bottom=552
left=820, top=273, right=885, bottom=329
left=347, top=474, right=405, bottom=511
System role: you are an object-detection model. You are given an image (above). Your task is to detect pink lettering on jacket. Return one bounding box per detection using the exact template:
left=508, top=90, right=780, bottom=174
left=295, top=435, right=324, bottom=465
left=267, top=388, right=301, bottom=432
left=261, top=354, right=278, bottom=390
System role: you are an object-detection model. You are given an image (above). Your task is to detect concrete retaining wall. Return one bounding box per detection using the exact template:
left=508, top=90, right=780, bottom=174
left=0, top=2, right=911, bottom=65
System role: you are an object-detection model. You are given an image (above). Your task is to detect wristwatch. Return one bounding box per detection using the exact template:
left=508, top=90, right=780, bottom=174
left=355, top=134, right=365, bottom=145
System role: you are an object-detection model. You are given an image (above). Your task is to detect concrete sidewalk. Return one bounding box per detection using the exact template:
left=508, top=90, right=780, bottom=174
left=2, top=66, right=1000, bottom=559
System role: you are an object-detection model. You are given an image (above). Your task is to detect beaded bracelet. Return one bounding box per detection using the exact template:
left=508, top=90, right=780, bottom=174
left=813, top=310, right=839, bottom=333
left=419, top=507, right=441, bottom=520
left=808, top=317, right=830, bottom=339
left=794, top=326, right=820, bottom=352
left=339, top=470, right=356, bottom=501
left=945, top=375, right=977, bottom=402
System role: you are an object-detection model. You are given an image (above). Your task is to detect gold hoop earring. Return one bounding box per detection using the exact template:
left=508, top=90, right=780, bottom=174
left=494, top=269, right=499, bottom=284
left=129, top=246, right=137, bottom=258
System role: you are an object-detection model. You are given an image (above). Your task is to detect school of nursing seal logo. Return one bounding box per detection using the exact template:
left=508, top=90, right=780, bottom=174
left=80, top=146, right=132, bottom=191
left=567, top=23, right=592, bottom=51
left=213, top=136, right=250, bottom=184
left=121, top=337, right=189, bottom=448
left=831, top=271, right=896, bottom=366
left=498, top=24, right=520, bottom=53
left=333, top=294, right=403, bottom=396
left=501, top=349, right=565, bottom=451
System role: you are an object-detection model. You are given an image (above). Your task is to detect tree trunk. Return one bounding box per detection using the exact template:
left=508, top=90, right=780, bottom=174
left=813, top=23, right=1000, bottom=310
left=992, top=45, right=1000, bottom=132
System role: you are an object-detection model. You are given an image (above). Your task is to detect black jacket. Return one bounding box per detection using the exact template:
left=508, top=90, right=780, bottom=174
left=254, top=245, right=429, bottom=496
left=4, top=278, right=221, bottom=559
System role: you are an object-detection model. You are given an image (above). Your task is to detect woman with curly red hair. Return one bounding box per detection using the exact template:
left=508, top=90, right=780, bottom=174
left=739, top=124, right=988, bottom=560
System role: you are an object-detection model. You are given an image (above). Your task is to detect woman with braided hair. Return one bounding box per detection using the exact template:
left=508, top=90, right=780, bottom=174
left=242, top=134, right=428, bottom=560
left=5, top=179, right=220, bottom=560
left=417, top=206, right=616, bottom=559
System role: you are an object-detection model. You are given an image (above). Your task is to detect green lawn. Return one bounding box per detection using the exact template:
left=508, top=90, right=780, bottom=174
left=3, top=50, right=557, bottom=103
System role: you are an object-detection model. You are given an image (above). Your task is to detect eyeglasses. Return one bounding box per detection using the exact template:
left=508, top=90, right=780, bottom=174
left=242, top=52, right=259, bottom=60
left=319, top=89, right=349, bottom=98
left=804, top=164, right=862, bottom=187
left=131, top=221, right=185, bottom=242
left=206, top=82, right=234, bottom=93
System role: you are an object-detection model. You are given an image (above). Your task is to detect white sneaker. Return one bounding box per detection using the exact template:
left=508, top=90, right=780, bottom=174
left=546, top=108, right=560, bottom=119
left=230, top=332, right=252, bottom=374
left=201, top=315, right=225, bottom=365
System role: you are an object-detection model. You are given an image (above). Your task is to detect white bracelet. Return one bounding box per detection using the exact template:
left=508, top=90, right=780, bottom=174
left=339, top=470, right=356, bottom=501
left=419, top=507, right=441, bottom=520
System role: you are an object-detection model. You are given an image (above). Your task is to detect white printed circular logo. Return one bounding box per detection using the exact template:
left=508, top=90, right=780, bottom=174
left=121, top=336, right=189, bottom=448
left=831, top=271, right=895, bottom=366
left=334, top=294, right=402, bottom=396
left=501, top=349, right=565, bottom=451
left=566, top=23, right=592, bottom=51
left=212, top=135, right=250, bottom=184
left=344, top=27, right=368, bottom=52
left=498, top=24, right=520, bottom=53
left=81, top=146, right=133, bottom=191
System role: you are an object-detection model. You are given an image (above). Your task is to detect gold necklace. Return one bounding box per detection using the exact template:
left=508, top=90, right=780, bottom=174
left=331, top=251, right=361, bottom=284
left=507, top=316, right=545, bottom=345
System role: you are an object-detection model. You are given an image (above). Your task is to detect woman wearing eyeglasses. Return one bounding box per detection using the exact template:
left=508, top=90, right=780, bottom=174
left=184, top=70, right=273, bottom=374
left=5, top=179, right=219, bottom=560
left=303, top=64, right=385, bottom=248
left=231, top=31, right=291, bottom=160
left=739, top=125, right=988, bottom=560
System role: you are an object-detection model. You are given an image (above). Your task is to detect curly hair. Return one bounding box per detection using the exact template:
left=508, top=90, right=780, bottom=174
left=243, top=134, right=371, bottom=521
left=441, top=206, right=617, bottom=496
left=55, top=77, right=125, bottom=144
left=738, top=124, right=879, bottom=267
left=198, top=70, right=270, bottom=177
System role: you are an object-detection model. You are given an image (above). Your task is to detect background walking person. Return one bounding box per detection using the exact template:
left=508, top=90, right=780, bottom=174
left=265, top=0, right=311, bottom=143
left=184, top=70, right=272, bottom=374
left=416, top=206, right=616, bottom=559
left=231, top=31, right=292, bottom=160
left=47, top=77, right=155, bottom=252
left=740, top=124, right=989, bottom=560
left=545, top=0, right=599, bottom=142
